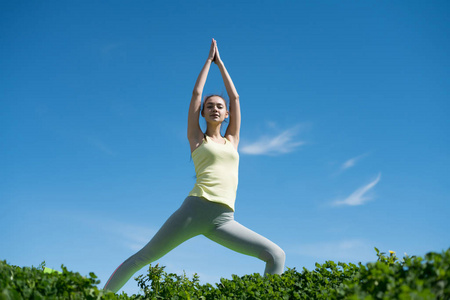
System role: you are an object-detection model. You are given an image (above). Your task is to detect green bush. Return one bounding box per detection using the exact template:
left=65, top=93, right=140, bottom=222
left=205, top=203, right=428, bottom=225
left=0, top=261, right=122, bottom=300
left=1, top=248, right=449, bottom=299
left=338, top=248, right=450, bottom=299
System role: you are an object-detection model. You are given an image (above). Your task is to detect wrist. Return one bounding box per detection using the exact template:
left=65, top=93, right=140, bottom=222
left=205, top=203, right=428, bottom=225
left=215, top=59, right=224, bottom=67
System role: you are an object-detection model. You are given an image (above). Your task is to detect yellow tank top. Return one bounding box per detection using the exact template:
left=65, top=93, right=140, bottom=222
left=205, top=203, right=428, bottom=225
left=189, top=135, right=239, bottom=211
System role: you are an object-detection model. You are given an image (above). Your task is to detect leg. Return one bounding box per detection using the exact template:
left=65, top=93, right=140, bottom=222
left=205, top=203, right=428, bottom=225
left=103, top=202, right=203, bottom=293
left=204, top=219, right=285, bottom=275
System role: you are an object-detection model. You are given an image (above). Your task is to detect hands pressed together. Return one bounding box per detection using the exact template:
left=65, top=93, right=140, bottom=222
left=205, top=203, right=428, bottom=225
left=208, top=38, right=222, bottom=65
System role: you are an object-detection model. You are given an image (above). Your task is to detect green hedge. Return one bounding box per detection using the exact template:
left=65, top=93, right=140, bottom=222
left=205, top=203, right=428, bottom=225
left=1, top=248, right=449, bottom=299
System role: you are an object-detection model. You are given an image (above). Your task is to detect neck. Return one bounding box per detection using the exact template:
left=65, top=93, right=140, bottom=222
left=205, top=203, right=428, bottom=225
left=205, top=124, right=222, bottom=138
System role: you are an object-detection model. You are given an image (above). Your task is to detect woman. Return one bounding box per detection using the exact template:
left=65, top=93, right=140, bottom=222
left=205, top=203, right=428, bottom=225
left=103, top=39, right=285, bottom=293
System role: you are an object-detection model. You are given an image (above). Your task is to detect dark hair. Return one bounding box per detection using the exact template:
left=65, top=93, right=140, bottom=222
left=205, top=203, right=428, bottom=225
left=201, top=94, right=228, bottom=114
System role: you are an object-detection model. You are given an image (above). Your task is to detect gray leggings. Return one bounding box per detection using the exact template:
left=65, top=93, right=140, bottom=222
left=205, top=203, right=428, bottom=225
left=103, top=196, right=285, bottom=293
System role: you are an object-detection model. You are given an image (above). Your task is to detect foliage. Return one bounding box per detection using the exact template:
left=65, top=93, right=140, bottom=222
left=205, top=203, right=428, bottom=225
left=0, top=261, right=122, bottom=300
left=1, top=248, right=449, bottom=299
left=338, top=248, right=450, bottom=299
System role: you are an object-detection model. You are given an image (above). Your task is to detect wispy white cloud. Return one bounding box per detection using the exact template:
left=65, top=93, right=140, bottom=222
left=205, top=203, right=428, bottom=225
left=69, top=213, right=155, bottom=251
left=101, top=43, right=123, bottom=55
left=87, top=137, right=116, bottom=156
left=115, top=225, right=154, bottom=251
left=240, top=125, right=305, bottom=155
left=341, top=153, right=369, bottom=171
left=291, top=239, right=376, bottom=262
left=98, top=219, right=156, bottom=251
left=333, top=173, right=381, bottom=206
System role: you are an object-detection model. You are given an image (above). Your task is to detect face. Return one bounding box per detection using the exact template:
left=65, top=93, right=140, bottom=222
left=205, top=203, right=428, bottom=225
left=202, top=96, right=228, bottom=124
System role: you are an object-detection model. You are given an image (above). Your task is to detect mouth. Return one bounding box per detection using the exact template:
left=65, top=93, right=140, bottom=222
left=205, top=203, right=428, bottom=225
left=211, top=114, right=220, bottom=118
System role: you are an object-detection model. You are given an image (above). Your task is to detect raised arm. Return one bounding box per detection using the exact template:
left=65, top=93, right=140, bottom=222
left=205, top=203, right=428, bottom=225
left=214, top=43, right=241, bottom=148
left=187, top=39, right=215, bottom=152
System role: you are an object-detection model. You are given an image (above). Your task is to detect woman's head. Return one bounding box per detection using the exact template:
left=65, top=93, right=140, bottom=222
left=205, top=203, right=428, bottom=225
left=201, top=95, right=229, bottom=125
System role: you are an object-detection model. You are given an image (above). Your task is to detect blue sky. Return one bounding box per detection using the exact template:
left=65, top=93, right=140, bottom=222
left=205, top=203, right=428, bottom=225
left=1, top=0, right=449, bottom=295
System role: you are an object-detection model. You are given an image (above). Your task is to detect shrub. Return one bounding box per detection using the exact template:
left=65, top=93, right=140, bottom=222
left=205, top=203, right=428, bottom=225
left=338, top=248, right=450, bottom=299
left=0, top=261, right=122, bottom=300
left=1, top=248, right=449, bottom=299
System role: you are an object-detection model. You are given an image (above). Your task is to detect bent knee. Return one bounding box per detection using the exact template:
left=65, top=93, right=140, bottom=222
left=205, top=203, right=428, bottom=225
left=259, top=245, right=286, bottom=264
left=273, top=246, right=286, bottom=264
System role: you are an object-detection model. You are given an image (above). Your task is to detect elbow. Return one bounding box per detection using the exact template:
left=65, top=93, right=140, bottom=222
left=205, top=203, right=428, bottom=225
left=192, top=90, right=201, bottom=98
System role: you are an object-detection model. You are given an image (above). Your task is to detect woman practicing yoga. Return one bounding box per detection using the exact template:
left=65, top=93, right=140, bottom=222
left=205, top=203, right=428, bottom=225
left=103, top=39, right=285, bottom=293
